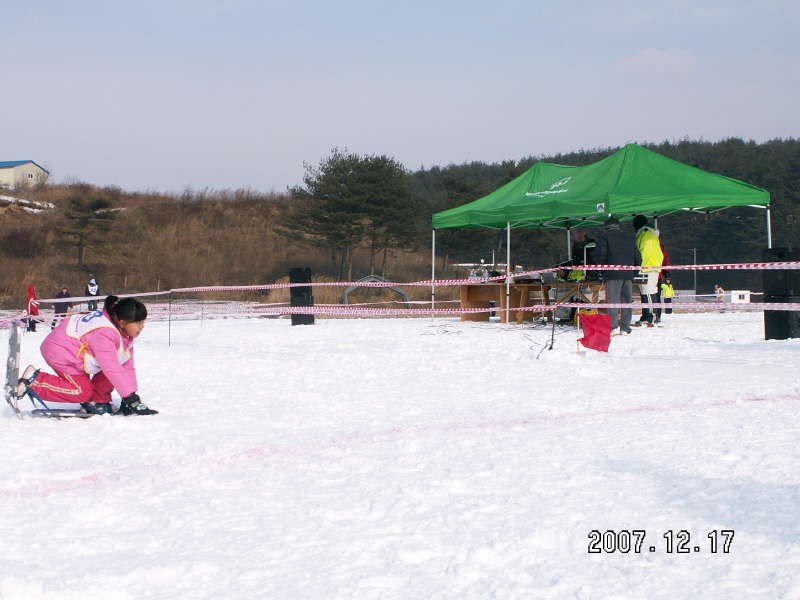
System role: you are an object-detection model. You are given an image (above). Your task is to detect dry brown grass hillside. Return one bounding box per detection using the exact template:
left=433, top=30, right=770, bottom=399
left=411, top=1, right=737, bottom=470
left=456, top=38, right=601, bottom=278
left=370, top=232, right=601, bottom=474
left=0, top=184, right=450, bottom=310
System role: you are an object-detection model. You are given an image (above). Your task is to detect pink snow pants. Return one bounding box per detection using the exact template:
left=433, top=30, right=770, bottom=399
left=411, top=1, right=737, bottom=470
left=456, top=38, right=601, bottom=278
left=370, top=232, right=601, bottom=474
left=30, top=370, right=115, bottom=404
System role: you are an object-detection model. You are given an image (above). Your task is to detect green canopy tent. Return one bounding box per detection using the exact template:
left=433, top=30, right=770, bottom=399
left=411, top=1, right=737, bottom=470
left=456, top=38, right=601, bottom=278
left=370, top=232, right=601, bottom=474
left=429, top=143, right=771, bottom=309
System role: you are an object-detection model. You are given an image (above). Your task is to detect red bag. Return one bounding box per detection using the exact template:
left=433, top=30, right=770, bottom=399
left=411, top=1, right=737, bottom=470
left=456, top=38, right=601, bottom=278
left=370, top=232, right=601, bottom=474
left=578, top=313, right=612, bottom=353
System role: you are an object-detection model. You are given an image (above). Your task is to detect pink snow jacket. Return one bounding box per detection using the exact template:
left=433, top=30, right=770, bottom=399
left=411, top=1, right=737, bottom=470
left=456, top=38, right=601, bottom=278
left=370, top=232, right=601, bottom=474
left=40, top=309, right=138, bottom=398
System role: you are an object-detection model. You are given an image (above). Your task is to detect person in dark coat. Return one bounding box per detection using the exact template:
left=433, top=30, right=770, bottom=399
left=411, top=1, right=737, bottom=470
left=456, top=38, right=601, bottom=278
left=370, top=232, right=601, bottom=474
left=51, top=285, right=73, bottom=329
left=85, top=277, right=100, bottom=312
left=594, top=216, right=641, bottom=335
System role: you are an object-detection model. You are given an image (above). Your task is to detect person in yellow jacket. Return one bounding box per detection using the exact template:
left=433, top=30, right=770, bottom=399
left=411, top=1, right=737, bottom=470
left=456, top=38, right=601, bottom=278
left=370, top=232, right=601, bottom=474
left=631, top=215, right=663, bottom=326
left=660, top=277, right=675, bottom=315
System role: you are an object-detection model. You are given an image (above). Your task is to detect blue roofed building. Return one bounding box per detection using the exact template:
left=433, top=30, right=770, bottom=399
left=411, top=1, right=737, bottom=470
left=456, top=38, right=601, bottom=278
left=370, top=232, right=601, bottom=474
left=0, top=160, right=49, bottom=187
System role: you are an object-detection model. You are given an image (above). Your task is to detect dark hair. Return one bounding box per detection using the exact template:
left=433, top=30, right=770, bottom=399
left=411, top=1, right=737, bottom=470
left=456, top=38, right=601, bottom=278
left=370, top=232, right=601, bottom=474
left=104, top=295, right=148, bottom=324
left=632, top=215, right=648, bottom=231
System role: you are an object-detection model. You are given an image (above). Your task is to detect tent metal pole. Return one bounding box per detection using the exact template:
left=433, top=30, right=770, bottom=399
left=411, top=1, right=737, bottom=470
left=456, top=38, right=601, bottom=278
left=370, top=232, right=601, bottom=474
left=766, top=207, right=773, bottom=248
left=506, top=222, right=512, bottom=273
left=566, top=227, right=572, bottom=260
left=431, top=229, right=436, bottom=319
left=506, top=223, right=511, bottom=323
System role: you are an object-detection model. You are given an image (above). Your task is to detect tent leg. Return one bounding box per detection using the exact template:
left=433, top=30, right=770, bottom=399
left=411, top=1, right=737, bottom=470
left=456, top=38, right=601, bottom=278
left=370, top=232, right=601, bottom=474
left=431, top=229, right=436, bottom=319
left=506, top=223, right=511, bottom=323
left=566, top=228, right=572, bottom=261
left=766, top=207, right=772, bottom=249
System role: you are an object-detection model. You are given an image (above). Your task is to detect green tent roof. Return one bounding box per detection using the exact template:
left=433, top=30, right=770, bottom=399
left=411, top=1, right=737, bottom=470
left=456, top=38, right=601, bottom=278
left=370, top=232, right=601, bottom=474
left=431, top=144, right=770, bottom=229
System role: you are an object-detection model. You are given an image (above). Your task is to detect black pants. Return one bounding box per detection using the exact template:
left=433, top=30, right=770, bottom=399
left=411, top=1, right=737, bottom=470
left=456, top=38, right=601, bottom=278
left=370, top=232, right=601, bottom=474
left=605, top=279, right=633, bottom=332
left=640, top=292, right=656, bottom=322
left=652, top=289, right=663, bottom=320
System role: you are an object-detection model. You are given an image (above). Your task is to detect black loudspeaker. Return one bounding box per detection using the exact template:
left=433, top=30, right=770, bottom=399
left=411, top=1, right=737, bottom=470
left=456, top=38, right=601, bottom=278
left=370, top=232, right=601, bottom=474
left=290, top=295, right=315, bottom=326
left=764, top=295, right=800, bottom=340
left=289, top=267, right=314, bottom=325
left=289, top=267, right=312, bottom=297
left=762, top=248, right=800, bottom=297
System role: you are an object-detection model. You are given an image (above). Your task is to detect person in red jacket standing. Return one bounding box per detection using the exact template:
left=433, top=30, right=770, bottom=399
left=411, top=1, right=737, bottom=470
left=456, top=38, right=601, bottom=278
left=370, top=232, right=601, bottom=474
left=25, top=285, right=39, bottom=332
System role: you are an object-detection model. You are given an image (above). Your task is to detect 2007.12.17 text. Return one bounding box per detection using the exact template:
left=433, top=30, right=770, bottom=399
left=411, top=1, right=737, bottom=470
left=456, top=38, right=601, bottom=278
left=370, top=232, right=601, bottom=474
left=588, top=530, right=734, bottom=554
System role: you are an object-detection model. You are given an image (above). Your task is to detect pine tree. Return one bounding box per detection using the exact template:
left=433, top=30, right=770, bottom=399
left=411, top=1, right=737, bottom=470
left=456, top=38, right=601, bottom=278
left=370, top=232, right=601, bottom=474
left=53, top=188, right=118, bottom=267
left=279, top=149, right=420, bottom=280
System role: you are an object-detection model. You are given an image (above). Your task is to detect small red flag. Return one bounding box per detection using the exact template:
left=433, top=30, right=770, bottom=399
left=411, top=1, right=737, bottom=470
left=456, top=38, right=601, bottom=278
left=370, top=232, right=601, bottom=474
left=578, top=313, right=612, bottom=353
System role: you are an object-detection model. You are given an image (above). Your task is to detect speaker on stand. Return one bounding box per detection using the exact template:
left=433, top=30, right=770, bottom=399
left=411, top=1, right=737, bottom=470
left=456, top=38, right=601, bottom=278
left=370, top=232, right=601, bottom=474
left=762, top=248, right=799, bottom=340
left=289, top=267, right=314, bottom=326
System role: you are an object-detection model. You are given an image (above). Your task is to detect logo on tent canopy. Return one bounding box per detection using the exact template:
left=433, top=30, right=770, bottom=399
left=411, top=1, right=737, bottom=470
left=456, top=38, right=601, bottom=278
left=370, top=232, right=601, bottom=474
left=525, top=176, right=572, bottom=198
left=596, top=203, right=605, bottom=213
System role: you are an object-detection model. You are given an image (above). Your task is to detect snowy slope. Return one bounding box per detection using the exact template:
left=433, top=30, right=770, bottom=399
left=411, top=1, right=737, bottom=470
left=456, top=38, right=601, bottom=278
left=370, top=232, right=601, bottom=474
left=2, top=312, right=800, bottom=599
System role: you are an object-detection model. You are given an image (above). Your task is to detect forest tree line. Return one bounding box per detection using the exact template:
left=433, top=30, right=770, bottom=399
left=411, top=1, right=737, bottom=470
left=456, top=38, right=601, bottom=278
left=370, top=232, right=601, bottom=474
left=0, top=137, right=797, bottom=307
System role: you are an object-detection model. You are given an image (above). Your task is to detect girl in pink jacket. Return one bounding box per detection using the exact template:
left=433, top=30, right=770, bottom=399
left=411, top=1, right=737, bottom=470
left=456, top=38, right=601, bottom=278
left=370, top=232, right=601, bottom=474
left=17, top=295, right=157, bottom=416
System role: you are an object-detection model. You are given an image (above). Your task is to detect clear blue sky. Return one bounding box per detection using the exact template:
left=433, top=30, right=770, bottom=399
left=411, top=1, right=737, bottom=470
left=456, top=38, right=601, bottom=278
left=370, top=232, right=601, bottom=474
left=2, top=0, right=798, bottom=194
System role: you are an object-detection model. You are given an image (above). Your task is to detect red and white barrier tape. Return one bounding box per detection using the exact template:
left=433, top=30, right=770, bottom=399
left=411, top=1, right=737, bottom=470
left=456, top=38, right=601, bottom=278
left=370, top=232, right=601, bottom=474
left=9, top=300, right=796, bottom=326
left=137, top=300, right=798, bottom=318
left=167, top=261, right=800, bottom=294
left=27, top=261, right=800, bottom=303
left=12, top=260, right=799, bottom=327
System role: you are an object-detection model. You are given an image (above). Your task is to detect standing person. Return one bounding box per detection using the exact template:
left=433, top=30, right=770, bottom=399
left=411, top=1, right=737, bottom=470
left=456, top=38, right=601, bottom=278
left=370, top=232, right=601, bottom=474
left=571, top=228, right=595, bottom=265
left=594, top=216, right=641, bottom=336
left=715, top=284, right=726, bottom=313
left=16, top=295, right=158, bottom=416
left=85, top=276, right=100, bottom=312
left=51, top=285, right=73, bottom=329
left=653, top=242, right=671, bottom=325
left=631, top=215, right=663, bottom=327
left=661, top=277, right=675, bottom=315
left=25, top=285, right=39, bottom=332
left=565, top=227, right=596, bottom=281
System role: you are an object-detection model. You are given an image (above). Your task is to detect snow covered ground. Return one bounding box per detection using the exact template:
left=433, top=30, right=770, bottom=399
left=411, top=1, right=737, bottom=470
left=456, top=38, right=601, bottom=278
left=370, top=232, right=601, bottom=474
left=0, top=195, right=55, bottom=213
left=2, top=311, right=800, bottom=599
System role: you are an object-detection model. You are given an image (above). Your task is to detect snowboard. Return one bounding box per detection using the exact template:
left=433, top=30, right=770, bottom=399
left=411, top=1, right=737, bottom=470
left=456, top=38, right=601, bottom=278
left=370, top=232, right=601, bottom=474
left=4, top=320, right=22, bottom=417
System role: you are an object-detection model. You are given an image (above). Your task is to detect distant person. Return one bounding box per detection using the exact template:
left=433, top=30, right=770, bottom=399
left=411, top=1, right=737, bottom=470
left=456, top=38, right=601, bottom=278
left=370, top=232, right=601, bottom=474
left=715, top=283, right=726, bottom=313
left=594, top=216, right=641, bottom=335
left=572, top=228, right=595, bottom=265
left=17, top=295, right=158, bottom=416
left=85, top=277, right=100, bottom=312
left=631, top=215, right=663, bottom=327
left=51, top=285, right=73, bottom=329
left=661, top=277, right=675, bottom=315
left=25, top=285, right=39, bottom=332
left=565, top=227, right=596, bottom=281
left=653, top=242, right=671, bottom=325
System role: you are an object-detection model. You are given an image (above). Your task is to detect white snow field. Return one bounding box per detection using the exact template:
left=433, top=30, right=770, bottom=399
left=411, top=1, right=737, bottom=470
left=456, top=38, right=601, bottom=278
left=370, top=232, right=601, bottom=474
left=2, top=311, right=800, bottom=599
